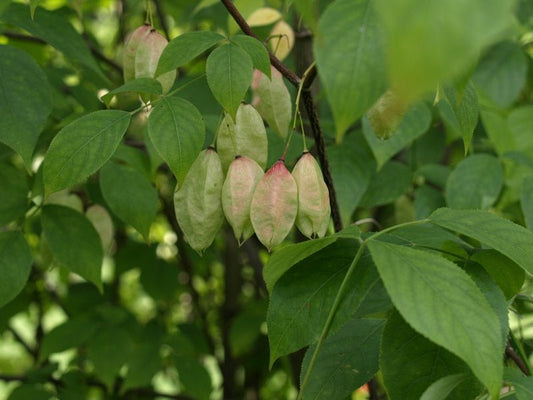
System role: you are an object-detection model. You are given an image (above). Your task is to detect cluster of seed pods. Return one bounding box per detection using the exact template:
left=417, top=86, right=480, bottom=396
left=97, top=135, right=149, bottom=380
left=174, top=102, right=331, bottom=253
left=123, top=24, right=176, bottom=95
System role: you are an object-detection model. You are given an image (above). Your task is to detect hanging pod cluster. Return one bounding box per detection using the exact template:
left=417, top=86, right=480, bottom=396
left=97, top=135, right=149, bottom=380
left=174, top=103, right=331, bottom=253
left=123, top=24, right=176, bottom=95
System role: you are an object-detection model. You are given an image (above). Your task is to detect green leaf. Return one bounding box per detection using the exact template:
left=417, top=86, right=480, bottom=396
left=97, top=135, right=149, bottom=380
left=471, top=250, right=525, bottom=300
left=2, top=3, right=105, bottom=81
left=314, top=0, right=386, bottom=142
left=229, top=301, right=267, bottom=357
left=505, top=368, right=533, bottom=400
left=267, top=240, right=380, bottom=366
left=438, top=83, right=479, bottom=153
left=368, top=240, right=502, bottom=397
left=147, top=96, right=205, bottom=185
left=374, top=0, right=513, bottom=101
left=0, top=231, right=32, bottom=307
left=464, top=262, right=508, bottom=350
left=7, top=384, right=52, bottom=400
left=473, top=41, right=528, bottom=108
left=300, top=317, right=384, bottom=400
left=101, top=78, right=162, bottom=107
left=420, top=374, right=468, bottom=400
left=359, top=161, right=412, bottom=207
left=0, top=45, right=52, bottom=166
left=263, top=236, right=337, bottom=293
left=231, top=34, right=271, bottom=78
left=480, top=110, right=515, bottom=155
left=44, top=110, right=131, bottom=194
left=99, top=161, right=158, bottom=239
left=381, top=312, right=482, bottom=400
left=508, top=106, right=533, bottom=160
left=39, top=316, right=99, bottom=360
left=42, top=205, right=103, bottom=291
left=175, top=355, right=212, bottom=400
left=430, top=208, right=533, bottom=275
left=328, top=133, right=374, bottom=225
left=0, top=164, right=28, bottom=226
left=522, top=177, right=533, bottom=231
left=156, top=31, right=225, bottom=76
left=206, top=43, right=253, bottom=119
left=445, top=154, right=503, bottom=210
left=414, top=185, right=445, bottom=220
left=362, top=102, right=431, bottom=168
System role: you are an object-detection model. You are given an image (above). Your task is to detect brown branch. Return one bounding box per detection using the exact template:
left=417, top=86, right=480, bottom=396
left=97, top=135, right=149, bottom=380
left=220, top=0, right=343, bottom=232
left=301, top=90, right=342, bottom=231
left=220, top=0, right=300, bottom=87
left=3, top=31, right=122, bottom=74
left=506, top=342, right=530, bottom=376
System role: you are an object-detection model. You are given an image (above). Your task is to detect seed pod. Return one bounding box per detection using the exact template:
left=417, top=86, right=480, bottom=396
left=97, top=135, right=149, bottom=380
left=134, top=29, right=176, bottom=93
left=292, top=152, right=330, bottom=238
left=174, top=148, right=224, bottom=253
left=367, top=90, right=408, bottom=139
left=216, top=103, right=268, bottom=172
left=251, top=67, right=291, bottom=139
left=269, top=20, right=295, bottom=61
left=123, top=24, right=152, bottom=83
left=250, top=160, right=297, bottom=251
left=222, top=156, right=264, bottom=245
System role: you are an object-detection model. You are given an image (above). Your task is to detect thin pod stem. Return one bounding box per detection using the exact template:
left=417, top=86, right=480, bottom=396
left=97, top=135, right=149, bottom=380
left=283, top=61, right=317, bottom=159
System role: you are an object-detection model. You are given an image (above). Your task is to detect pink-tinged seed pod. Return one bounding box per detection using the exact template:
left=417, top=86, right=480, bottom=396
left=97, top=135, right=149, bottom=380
left=123, top=24, right=152, bottom=83
left=174, top=148, right=224, bottom=253
left=292, top=152, right=330, bottom=238
left=134, top=29, right=176, bottom=93
left=222, top=156, right=264, bottom=245
left=250, top=160, right=297, bottom=251
left=367, top=90, right=408, bottom=139
left=251, top=66, right=291, bottom=139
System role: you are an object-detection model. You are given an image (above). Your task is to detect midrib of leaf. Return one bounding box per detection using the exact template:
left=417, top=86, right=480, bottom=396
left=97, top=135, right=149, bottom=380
left=270, top=261, right=349, bottom=360
left=307, top=321, right=383, bottom=400
left=164, top=98, right=183, bottom=171
left=227, top=45, right=234, bottom=113
left=51, top=112, right=129, bottom=182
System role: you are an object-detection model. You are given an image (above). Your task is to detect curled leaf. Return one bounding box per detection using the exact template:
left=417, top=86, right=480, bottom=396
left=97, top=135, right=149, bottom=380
left=222, top=156, right=264, bottom=245
left=292, top=152, right=330, bottom=238
left=216, top=103, right=268, bottom=171
left=250, top=160, right=297, bottom=251
left=174, top=148, right=224, bottom=253
left=251, top=67, right=292, bottom=139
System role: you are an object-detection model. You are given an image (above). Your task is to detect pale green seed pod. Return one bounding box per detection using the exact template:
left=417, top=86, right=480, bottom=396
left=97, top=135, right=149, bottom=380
left=250, top=160, right=297, bottom=251
left=174, top=148, right=224, bottom=253
left=292, top=152, right=330, bottom=238
left=123, top=24, right=152, bottom=83
left=216, top=103, right=268, bottom=172
left=134, top=29, right=176, bottom=93
left=251, top=67, right=291, bottom=139
left=222, top=156, right=264, bottom=245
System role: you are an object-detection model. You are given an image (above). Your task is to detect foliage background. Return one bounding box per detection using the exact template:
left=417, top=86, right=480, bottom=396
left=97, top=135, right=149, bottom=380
left=1, top=0, right=533, bottom=399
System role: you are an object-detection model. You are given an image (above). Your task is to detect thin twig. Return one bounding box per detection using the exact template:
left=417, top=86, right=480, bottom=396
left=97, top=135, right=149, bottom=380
left=220, top=0, right=343, bottom=232
left=3, top=31, right=122, bottom=73
left=220, top=0, right=300, bottom=87
left=7, top=326, right=37, bottom=360
left=506, top=342, right=530, bottom=376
